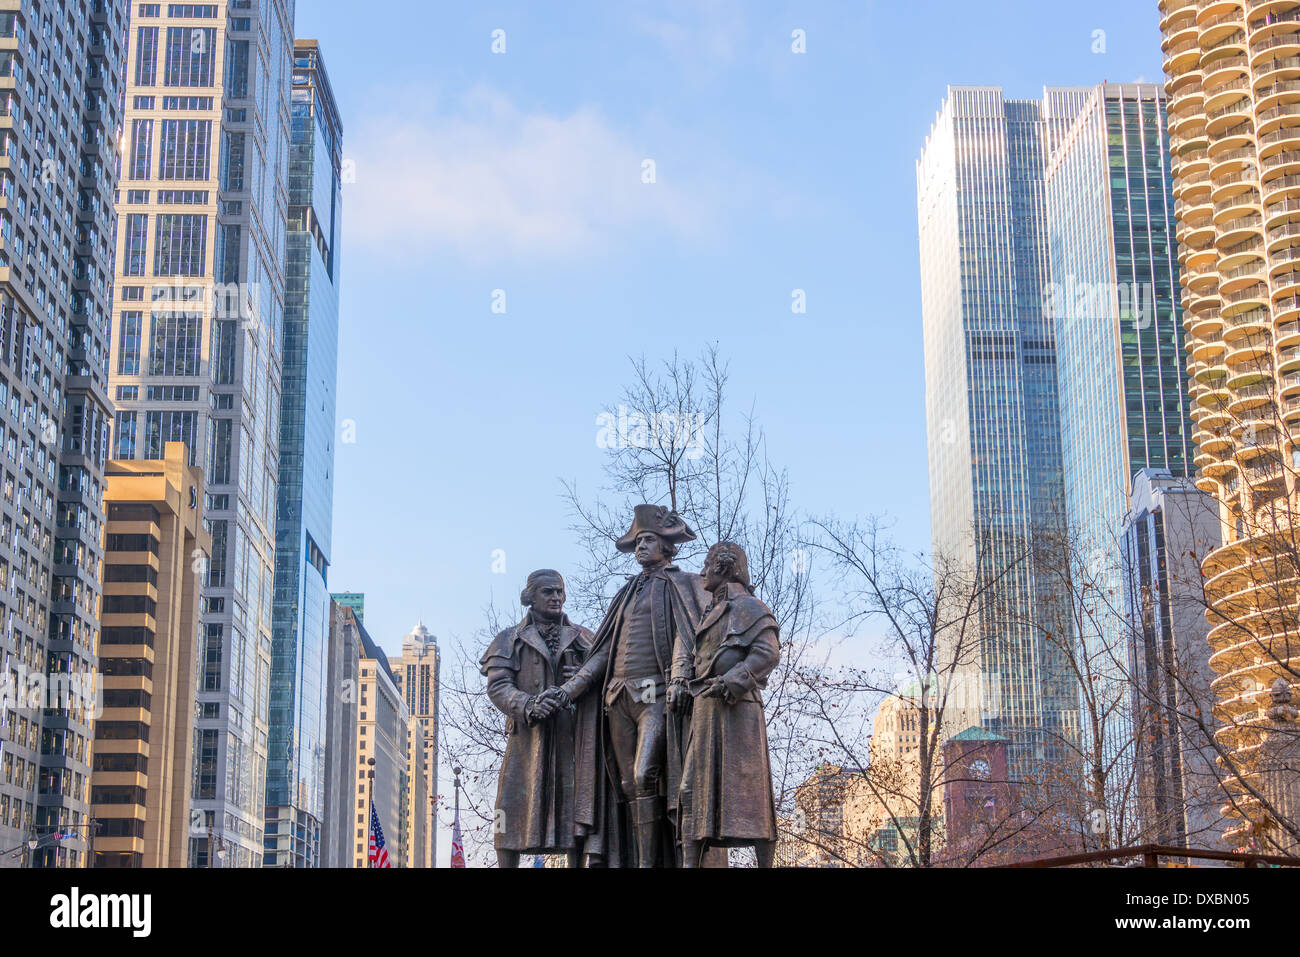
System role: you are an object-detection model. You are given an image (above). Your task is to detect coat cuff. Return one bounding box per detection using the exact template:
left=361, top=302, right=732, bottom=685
left=720, top=662, right=756, bottom=701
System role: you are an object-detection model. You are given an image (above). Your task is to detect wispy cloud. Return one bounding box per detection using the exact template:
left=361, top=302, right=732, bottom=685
left=343, top=87, right=729, bottom=264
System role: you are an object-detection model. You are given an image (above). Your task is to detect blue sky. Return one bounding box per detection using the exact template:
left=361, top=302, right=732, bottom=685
left=292, top=0, right=1163, bottom=855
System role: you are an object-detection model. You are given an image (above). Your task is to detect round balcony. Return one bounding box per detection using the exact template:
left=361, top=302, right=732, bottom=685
left=1197, top=0, right=1243, bottom=29
left=1254, top=76, right=1300, bottom=117
left=1223, top=329, right=1272, bottom=366
left=1263, top=190, right=1300, bottom=229
left=1203, top=49, right=1250, bottom=90
left=1278, top=347, right=1300, bottom=385
left=1195, top=471, right=1223, bottom=494
left=1207, top=96, right=1255, bottom=139
left=1211, top=162, right=1260, bottom=203
left=1283, top=390, right=1300, bottom=422
left=1262, top=168, right=1300, bottom=207
left=1196, top=424, right=1236, bottom=455
left=1193, top=328, right=1227, bottom=362
left=1200, top=375, right=1235, bottom=410
left=1176, top=169, right=1213, bottom=205
left=1278, top=286, right=1300, bottom=327
left=1215, top=210, right=1264, bottom=246
left=1259, top=145, right=1300, bottom=180
left=1228, top=378, right=1276, bottom=413
left=1250, top=25, right=1300, bottom=66
left=1226, top=357, right=1274, bottom=389
left=1208, top=115, right=1256, bottom=157
left=1256, top=101, right=1300, bottom=140
left=1276, top=265, right=1300, bottom=302
left=1189, top=306, right=1228, bottom=339
left=1161, top=0, right=1198, bottom=35
left=1216, top=185, right=1264, bottom=225
left=1178, top=146, right=1212, bottom=178
left=1222, top=279, right=1270, bottom=314
left=1182, top=238, right=1219, bottom=273
left=1266, top=215, right=1300, bottom=249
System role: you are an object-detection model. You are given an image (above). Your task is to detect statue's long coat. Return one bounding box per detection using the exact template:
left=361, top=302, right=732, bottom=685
left=480, top=614, right=594, bottom=853
left=563, top=564, right=709, bottom=867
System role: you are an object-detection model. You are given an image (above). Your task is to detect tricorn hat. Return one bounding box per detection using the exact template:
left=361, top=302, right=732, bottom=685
left=615, top=504, right=697, bottom=553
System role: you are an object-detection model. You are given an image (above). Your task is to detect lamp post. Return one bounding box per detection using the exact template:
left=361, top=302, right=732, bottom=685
left=207, top=827, right=226, bottom=868
left=453, top=765, right=461, bottom=830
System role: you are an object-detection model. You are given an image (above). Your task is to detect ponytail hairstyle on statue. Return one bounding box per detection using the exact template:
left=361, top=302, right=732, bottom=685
left=520, top=569, right=565, bottom=608
left=706, top=542, right=753, bottom=594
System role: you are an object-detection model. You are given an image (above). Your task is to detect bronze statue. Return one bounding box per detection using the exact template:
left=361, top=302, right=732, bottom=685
left=671, top=542, right=779, bottom=867
left=559, top=505, right=709, bottom=867
left=480, top=569, right=594, bottom=867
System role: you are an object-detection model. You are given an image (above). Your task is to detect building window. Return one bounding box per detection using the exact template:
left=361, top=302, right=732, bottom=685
left=135, top=27, right=160, bottom=86
left=129, top=119, right=154, bottom=180
left=153, top=214, right=207, bottom=276
left=158, top=119, right=211, bottom=180
left=113, top=408, right=137, bottom=460
left=163, top=26, right=216, bottom=87
left=143, top=410, right=197, bottom=460
left=117, top=312, right=142, bottom=375
left=124, top=215, right=149, bottom=277
left=148, top=310, right=202, bottom=375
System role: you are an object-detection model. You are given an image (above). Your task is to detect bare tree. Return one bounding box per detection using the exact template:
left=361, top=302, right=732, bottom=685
left=786, top=517, right=1053, bottom=867
left=440, top=345, right=826, bottom=864
left=434, top=601, right=511, bottom=866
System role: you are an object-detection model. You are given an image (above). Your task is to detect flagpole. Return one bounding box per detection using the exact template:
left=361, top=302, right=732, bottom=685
left=450, top=766, right=465, bottom=868
left=366, top=757, right=375, bottom=868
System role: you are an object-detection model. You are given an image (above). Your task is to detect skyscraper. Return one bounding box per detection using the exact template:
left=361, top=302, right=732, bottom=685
left=1044, top=82, right=1193, bottom=794
left=111, top=0, right=296, bottom=867
left=389, top=622, right=438, bottom=868
left=321, top=598, right=359, bottom=868
left=355, top=623, right=409, bottom=868
left=1160, top=0, right=1300, bottom=852
left=0, top=0, right=123, bottom=868
left=264, top=37, right=341, bottom=869
left=917, top=87, right=1089, bottom=776
left=330, top=590, right=362, bottom=623
left=1121, top=468, right=1226, bottom=854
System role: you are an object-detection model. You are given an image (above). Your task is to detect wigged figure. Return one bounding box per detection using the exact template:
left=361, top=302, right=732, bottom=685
left=671, top=541, right=780, bottom=868
left=480, top=569, right=594, bottom=867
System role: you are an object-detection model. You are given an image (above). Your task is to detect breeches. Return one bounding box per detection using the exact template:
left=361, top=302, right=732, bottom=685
left=607, top=685, right=667, bottom=800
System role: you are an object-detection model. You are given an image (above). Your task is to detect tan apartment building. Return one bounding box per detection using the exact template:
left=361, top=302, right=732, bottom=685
left=353, top=620, right=411, bottom=867
left=1160, top=0, right=1300, bottom=853
left=389, top=621, right=438, bottom=868
left=92, top=442, right=208, bottom=867
left=405, top=718, right=427, bottom=868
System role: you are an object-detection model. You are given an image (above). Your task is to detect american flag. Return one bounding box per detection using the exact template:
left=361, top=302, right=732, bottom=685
left=449, top=804, right=465, bottom=868
left=368, top=801, right=391, bottom=869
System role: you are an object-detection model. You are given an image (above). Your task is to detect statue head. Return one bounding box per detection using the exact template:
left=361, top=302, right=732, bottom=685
left=521, top=569, right=566, bottom=623
left=702, top=541, right=752, bottom=594
left=616, top=504, right=696, bottom=569
left=633, top=531, right=676, bottom=569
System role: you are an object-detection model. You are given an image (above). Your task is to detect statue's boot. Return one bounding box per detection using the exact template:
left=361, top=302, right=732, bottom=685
left=631, top=796, right=661, bottom=868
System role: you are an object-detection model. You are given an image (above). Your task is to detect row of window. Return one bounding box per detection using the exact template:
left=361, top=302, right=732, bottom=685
left=123, top=213, right=208, bottom=277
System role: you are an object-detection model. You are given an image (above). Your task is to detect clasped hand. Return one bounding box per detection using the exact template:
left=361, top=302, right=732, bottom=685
left=526, top=686, right=570, bottom=722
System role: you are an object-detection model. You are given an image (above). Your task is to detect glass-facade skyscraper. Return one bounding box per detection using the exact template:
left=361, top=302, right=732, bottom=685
left=1044, top=83, right=1192, bottom=787
left=0, top=0, right=123, bottom=868
left=264, top=38, right=341, bottom=868
left=111, top=0, right=296, bottom=867
left=918, top=87, right=1090, bottom=777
